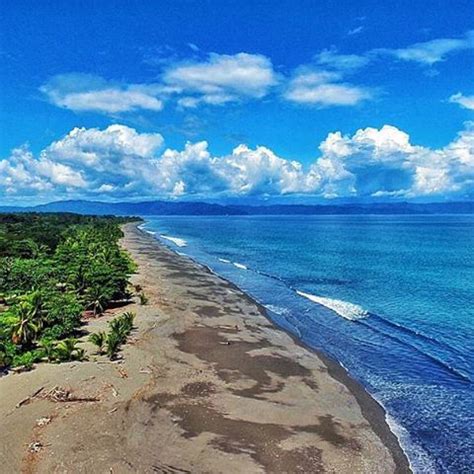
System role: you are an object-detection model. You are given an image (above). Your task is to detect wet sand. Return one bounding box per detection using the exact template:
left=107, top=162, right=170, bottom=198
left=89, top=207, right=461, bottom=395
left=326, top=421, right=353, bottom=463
left=0, top=223, right=410, bottom=473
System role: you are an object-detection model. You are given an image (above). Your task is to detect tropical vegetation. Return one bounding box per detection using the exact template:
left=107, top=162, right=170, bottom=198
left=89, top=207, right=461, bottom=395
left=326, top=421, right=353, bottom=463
left=0, top=213, right=139, bottom=371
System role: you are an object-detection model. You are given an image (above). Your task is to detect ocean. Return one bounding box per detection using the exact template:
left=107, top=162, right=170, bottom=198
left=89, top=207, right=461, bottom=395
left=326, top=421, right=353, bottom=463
left=142, top=215, right=474, bottom=473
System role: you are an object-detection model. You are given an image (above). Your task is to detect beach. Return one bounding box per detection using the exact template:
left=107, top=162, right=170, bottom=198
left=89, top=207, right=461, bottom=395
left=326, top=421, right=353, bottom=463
left=0, top=223, right=410, bottom=473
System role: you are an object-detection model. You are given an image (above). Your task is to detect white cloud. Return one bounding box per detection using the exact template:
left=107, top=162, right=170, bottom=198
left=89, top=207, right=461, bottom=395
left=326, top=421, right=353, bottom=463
left=0, top=146, right=86, bottom=197
left=44, top=124, right=164, bottom=166
left=2, top=123, right=473, bottom=202
left=376, top=31, right=474, bottom=65
left=347, top=26, right=364, bottom=36
left=52, top=89, right=163, bottom=114
left=39, top=32, right=474, bottom=117
left=284, top=68, right=372, bottom=106
left=41, top=74, right=164, bottom=114
left=315, top=48, right=370, bottom=71
left=221, top=144, right=320, bottom=195
left=450, top=92, right=474, bottom=110
left=312, top=123, right=474, bottom=197
left=162, top=52, right=279, bottom=106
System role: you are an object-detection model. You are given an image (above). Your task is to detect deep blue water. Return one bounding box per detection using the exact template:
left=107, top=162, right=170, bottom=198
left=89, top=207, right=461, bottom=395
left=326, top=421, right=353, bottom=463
left=142, top=215, right=474, bottom=473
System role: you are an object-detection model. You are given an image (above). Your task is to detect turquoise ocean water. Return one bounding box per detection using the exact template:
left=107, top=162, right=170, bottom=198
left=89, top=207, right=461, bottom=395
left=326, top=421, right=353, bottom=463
left=143, top=215, right=474, bottom=473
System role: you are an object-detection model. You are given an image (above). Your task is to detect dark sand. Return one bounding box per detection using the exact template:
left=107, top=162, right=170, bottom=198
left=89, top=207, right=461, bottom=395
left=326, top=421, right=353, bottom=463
left=0, top=223, right=410, bottom=473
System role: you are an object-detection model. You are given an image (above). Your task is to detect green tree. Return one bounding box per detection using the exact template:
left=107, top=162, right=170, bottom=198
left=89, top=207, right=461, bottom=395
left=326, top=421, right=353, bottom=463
left=10, top=302, right=39, bottom=346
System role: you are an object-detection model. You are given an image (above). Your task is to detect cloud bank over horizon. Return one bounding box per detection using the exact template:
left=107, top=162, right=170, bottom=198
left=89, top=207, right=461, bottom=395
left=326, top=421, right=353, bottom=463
left=1, top=122, right=473, bottom=204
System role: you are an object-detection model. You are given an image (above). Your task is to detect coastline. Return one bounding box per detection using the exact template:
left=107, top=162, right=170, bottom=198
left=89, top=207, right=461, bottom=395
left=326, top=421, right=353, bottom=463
left=142, top=224, right=412, bottom=473
left=0, top=222, right=410, bottom=473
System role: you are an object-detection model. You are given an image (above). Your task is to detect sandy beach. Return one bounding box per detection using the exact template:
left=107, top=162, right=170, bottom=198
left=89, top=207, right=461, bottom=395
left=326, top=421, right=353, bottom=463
left=0, top=223, right=410, bottom=473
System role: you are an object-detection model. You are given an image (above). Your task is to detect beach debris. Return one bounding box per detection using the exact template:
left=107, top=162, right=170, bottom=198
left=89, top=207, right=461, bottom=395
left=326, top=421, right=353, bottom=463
left=104, top=383, right=119, bottom=397
left=139, top=367, right=152, bottom=374
left=42, top=385, right=100, bottom=403
left=116, top=366, right=128, bottom=378
left=36, top=417, right=52, bottom=427
left=45, top=386, right=70, bottom=402
left=108, top=407, right=118, bottom=414
left=16, top=386, right=45, bottom=408
left=28, top=441, right=44, bottom=453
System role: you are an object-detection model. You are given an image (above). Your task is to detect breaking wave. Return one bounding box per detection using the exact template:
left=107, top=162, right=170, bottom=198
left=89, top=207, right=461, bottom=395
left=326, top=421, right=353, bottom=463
left=160, top=235, right=187, bottom=247
left=296, top=291, right=369, bottom=321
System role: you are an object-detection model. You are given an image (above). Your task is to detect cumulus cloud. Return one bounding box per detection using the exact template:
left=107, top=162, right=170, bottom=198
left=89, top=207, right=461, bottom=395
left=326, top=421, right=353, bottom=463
left=0, top=146, right=86, bottom=197
left=41, top=74, right=164, bottom=114
left=284, top=68, right=372, bottom=106
left=376, top=31, right=474, bottom=65
left=450, top=92, right=474, bottom=110
left=2, top=123, right=473, bottom=202
left=312, top=123, right=474, bottom=197
left=163, top=52, right=279, bottom=106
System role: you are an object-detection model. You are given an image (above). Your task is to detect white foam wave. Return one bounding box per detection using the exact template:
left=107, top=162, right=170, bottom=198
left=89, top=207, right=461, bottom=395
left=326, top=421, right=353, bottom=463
left=145, top=230, right=156, bottom=235
left=296, top=291, right=368, bottom=321
left=160, top=234, right=187, bottom=247
left=385, top=413, right=435, bottom=473
left=218, top=258, right=231, bottom=263
left=264, top=304, right=289, bottom=316
left=233, top=262, right=247, bottom=270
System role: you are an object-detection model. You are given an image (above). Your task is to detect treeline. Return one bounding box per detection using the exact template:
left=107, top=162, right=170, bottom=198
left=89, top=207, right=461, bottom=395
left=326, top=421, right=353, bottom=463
left=0, top=213, right=139, bottom=370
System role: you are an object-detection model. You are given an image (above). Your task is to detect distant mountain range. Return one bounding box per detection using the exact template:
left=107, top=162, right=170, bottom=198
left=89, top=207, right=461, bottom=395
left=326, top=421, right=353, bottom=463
left=1, top=199, right=474, bottom=216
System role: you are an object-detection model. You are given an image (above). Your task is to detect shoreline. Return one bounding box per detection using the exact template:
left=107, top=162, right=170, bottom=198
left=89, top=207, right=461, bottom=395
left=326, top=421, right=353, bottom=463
left=137, top=223, right=411, bottom=473
left=0, top=222, right=411, bottom=473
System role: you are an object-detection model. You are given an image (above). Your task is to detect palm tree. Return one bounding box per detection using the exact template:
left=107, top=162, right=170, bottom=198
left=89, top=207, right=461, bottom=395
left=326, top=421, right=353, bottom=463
left=26, top=240, right=48, bottom=259
left=106, top=331, right=122, bottom=360
left=109, top=318, right=126, bottom=340
left=85, top=286, right=107, bottom=316
left=54, top=338, right=83, bottom=362
left=11, top=302, right=38, bottom=346
left=120, top=311, right=135, bottom=328
left=88, top=331, right=107, bottom=355
left=26, top=291, right=47, bottom=329
left=38, top=339, right=56, bottom=362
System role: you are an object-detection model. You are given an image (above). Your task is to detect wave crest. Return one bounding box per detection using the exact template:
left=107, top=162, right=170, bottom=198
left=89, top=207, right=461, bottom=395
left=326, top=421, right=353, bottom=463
left=160, top=235, right=187, bottom=247
left=296, top=291, right=368, bottom=321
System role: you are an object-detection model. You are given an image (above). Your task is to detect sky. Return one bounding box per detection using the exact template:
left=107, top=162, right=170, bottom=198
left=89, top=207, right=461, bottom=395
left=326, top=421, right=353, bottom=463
left=0, top=0, right=473, bottom=205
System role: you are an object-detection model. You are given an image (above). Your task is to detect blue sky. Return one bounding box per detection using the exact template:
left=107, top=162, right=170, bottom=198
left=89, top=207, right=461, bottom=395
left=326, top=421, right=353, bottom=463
left=0, top=0, right=473, bottom=204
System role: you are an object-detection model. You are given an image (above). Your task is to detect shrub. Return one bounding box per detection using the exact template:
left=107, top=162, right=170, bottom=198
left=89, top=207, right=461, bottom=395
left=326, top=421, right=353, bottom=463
left=38, top=338, right=56, bottom=362
left=139, top=292, right=148, bottom=305
left=106, top=331, right=122, bottom=360
left=54, top=338, right=84, bottom=362
left=89, top=331, right=107, bottom=355
left=12, top=351, right=40, bottom=370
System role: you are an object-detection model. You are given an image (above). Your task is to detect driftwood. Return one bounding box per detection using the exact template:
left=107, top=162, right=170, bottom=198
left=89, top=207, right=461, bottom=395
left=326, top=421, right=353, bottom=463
left=15, top=386, right=45, bottom=408
left=43, top=386, right=100, bottom=403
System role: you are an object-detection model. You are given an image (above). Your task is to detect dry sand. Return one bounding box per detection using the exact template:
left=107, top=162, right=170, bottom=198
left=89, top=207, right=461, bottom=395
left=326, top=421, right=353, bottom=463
left=0, top=223, right=410, bottom=473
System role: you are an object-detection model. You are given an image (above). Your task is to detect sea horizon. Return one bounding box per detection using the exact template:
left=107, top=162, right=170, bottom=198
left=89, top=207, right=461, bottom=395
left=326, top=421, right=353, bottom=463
left=2, top=1, right=473, bottom=470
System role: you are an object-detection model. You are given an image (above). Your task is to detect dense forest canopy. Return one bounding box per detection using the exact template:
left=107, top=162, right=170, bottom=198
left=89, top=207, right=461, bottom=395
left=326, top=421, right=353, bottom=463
left=0, top=213, right=140, bottom=370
